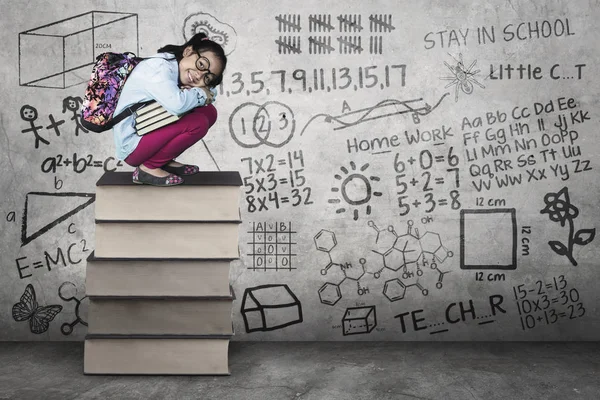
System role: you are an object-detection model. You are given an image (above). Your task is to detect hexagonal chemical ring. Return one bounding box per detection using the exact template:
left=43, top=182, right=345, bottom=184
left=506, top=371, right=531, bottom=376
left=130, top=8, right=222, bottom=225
left=318, top=282, right=342, bottom=306
left=383, top=278, right=406, bottom=302
left=314, top=229, right=337, bottom=252
left=419, top=231, right=443, bottom=254
left=383, top=247, right=405, bottom=271
left=341, top=261, right=366, bottom=281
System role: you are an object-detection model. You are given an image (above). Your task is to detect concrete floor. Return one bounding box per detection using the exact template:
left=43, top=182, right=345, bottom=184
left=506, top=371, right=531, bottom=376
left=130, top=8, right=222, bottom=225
left=0, top=342, right=598, bottom=400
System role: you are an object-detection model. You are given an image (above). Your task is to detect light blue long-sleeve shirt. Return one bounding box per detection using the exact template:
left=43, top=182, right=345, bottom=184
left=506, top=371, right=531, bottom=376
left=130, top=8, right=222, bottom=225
left=111, top=52, right=209, bottom=160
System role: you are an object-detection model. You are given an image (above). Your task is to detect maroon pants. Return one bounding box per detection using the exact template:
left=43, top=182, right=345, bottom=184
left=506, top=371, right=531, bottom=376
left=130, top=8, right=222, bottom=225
left=125, top=104, right=217, bottom=169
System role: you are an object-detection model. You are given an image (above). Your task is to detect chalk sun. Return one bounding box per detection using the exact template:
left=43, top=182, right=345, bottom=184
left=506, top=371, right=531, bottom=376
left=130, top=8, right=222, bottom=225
left=328, top=161, right=382, bottom=221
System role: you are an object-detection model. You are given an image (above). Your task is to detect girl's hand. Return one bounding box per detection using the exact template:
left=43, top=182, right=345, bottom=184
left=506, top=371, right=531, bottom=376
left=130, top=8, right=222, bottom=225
left=200, top=87, right=216, bottom=104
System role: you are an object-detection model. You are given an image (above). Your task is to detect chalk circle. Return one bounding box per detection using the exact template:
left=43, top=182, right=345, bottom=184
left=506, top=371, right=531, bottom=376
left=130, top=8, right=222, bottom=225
left=253, top=102, right=296, bottom=148
left=58, top=282, right=77, bottom=301
left=229, top=102, right=262, bottom=148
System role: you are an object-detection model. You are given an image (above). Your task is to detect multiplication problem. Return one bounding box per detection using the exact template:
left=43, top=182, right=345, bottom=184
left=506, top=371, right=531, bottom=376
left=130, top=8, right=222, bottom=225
left=394, top=147, right=461, bottom=215
left=217, top=64, right=406, bottom=98
left=513, top=275, right=586, bottom=331
left=241, top=150, right=314, bottom=213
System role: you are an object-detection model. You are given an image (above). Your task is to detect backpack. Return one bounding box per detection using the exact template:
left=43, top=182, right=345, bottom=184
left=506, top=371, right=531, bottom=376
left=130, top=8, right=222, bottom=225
left=80, top=52, right=152, bottom=133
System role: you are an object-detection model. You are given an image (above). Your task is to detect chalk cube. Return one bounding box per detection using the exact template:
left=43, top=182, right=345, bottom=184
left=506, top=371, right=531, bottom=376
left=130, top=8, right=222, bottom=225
left=342, top=305, right=377, bottom=335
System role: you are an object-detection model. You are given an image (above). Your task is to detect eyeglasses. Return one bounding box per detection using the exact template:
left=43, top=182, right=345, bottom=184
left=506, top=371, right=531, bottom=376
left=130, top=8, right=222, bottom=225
left=195, top=54, right=218, bottom=86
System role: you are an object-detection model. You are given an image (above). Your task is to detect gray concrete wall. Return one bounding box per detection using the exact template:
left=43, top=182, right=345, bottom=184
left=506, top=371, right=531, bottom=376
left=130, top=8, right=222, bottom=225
left=0, top=0, right=598, bottom=341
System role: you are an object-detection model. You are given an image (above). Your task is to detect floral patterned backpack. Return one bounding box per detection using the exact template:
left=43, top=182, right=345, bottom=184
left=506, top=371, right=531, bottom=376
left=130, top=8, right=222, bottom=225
left=80, top=52, right=151, bottom=133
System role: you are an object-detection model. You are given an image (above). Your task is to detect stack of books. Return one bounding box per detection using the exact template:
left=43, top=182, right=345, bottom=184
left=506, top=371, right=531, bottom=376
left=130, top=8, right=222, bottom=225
left=84, top=170, right=242, bottom=375
left=134, top=101, right=188, bottom=136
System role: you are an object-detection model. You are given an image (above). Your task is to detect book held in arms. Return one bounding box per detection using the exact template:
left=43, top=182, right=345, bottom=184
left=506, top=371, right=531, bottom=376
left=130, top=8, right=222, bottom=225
left=84, top=170, right=243, bottom=375
left=134, top=100, right=190, bottom=136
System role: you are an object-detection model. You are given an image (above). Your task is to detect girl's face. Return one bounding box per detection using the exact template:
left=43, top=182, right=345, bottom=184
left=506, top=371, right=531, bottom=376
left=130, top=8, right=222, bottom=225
left=179, top=46, right=223, bottom=89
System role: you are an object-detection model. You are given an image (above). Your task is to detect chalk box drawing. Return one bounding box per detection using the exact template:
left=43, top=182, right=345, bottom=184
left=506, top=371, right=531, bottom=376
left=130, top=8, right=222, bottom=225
left=241, top=284, right=303, bottom=333
left=342, top=305, right=377, bottom=336
left=460, top=208, right=517, bottom=270
left=19, top=11, right=139, bottom=88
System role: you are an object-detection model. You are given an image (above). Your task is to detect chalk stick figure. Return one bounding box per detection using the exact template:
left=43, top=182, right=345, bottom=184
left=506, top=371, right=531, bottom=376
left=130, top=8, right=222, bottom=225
left=62, top=96, right=88, bottom=136
left=20, top=105, right=49, bottom=149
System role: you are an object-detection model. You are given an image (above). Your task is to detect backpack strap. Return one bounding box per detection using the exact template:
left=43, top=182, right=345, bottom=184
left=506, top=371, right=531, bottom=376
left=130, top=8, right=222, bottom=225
left=109, top=100, right=154, bottom=127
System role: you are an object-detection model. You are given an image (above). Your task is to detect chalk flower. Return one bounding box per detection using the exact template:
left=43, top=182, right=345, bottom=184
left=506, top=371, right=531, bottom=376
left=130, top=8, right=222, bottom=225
left=541, top=186, right=594, bottom=266
left=540, top=187, right=579, bottom=227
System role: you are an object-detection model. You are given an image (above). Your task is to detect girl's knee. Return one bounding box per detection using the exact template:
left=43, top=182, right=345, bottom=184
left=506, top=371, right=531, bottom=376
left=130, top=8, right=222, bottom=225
left=205, top=104, right=218, bottom=127
left=124, top=155, right=141, bottom=167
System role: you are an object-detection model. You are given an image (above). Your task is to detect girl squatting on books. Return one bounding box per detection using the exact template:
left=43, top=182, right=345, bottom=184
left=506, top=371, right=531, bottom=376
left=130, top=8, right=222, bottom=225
left=112, top=33, right=227, bottom=186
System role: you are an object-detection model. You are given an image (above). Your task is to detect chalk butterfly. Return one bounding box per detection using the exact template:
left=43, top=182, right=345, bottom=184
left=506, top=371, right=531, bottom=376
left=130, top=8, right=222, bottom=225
left=12, top=284, right=62, bottom=334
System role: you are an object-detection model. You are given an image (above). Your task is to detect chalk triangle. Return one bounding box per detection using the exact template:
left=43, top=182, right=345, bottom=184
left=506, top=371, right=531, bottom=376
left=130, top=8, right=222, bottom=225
left=21, top=192, right=95, bottom=246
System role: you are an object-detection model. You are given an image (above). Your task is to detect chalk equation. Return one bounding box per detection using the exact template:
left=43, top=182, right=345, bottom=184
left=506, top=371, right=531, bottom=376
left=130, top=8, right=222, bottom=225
left=513, top=275, right=586, bottom=331
left=395, top=146, right=461, bottom=216
left=241, top=150, right=314, bottom=213
left=41, top=154, right=125, bottom=174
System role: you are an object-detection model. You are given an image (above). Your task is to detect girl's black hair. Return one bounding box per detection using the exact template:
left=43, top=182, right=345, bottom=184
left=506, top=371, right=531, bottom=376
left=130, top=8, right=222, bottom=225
left=157, top=32, right=227, bottom=87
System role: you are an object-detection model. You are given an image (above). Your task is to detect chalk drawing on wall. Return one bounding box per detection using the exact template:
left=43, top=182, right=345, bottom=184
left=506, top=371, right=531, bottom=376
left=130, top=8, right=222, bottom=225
left=300, top=93, right=450, bottom=136
left=315, top=220, right=452, bottom=306
left=247, top=221, right=297, bottom=271
left=241, top=284, right=303, bottom=333
left=440, top=53, right=485, bottom=102
left=460, top=208, right=517, bottom=270
left=183, top=12, right=237, bottom=56
left=337, top=14, right=362, bottom=32
left=370, top=220, right=452, bottom=300
left=342, top=305, right=376, bottom=335
left=19, top=11, right=139, bottom=89
left=58, top=282, right=88, bottom=335
left=328, top=161, right=382, bottom=221
left=229, top=101, right=295, bottom=148
left=20, top=105, right=49, bottom=149
left=21, top=192, right=95, bottom=246
left=540, top=187, right=595, bottom=266
left=62, top=96, right=88, bottom=136
left=276, top=13, right=394, bottom=55
left=12, top=284, right=63, bottom=334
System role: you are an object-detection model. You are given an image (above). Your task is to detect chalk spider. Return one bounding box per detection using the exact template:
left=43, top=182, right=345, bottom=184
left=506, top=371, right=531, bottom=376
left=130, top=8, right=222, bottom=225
left=440, top=53, right=485, bottom=102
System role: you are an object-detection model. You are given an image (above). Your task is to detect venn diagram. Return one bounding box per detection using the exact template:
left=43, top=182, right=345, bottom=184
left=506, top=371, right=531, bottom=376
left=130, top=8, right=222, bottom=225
left=228, top=101, right=296, bottom=148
